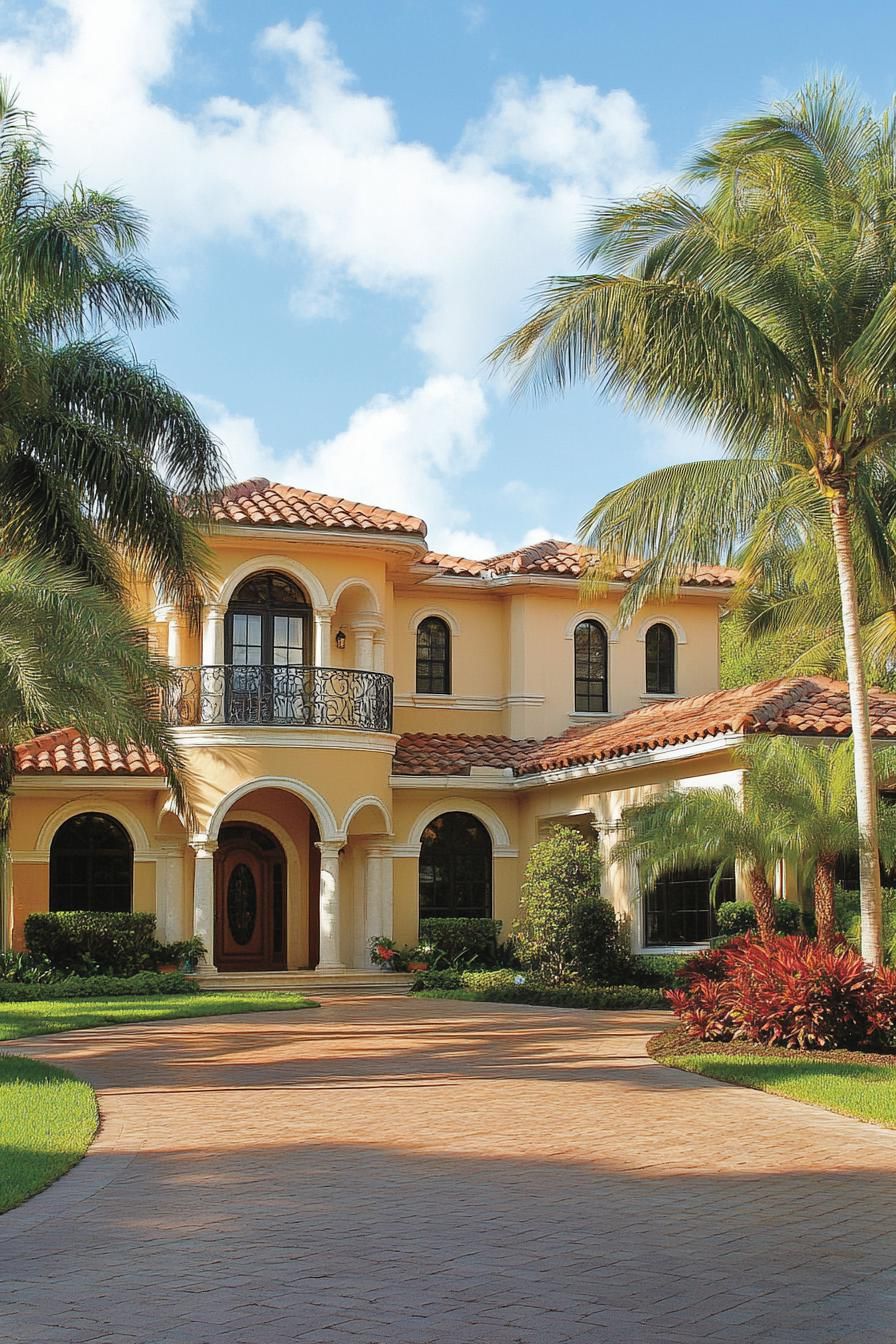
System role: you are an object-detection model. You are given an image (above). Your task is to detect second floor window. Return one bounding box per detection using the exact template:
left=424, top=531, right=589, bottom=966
left=645, top=622, right=676, bottom=694
left=574, top=619, right=608, bottom=713
left=416, top=616, right=451, bottom=694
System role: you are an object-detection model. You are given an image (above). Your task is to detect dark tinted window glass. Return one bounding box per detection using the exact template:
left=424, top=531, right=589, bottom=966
left=574, top=620, right=608, bottom=713
left=416, top=617, right=451, bottom=694
left=645, top=623, right=675, bottom=694
left=50, top=813, right=133, bottom=913
left=419, top=812, right=492, bottom=917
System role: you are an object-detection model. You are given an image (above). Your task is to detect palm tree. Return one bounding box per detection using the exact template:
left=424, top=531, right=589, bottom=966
left=0, top=83, right=226, bottom=614
left=492, top=80, right=896, bottom=964
left=738, top=737, right=896, bottom=945
left=612, top=783, right=782, bottom=943
left=0, top=552, right=189, bottom=939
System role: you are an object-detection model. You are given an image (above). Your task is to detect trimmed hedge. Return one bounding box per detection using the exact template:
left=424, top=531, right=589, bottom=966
left=716, top=899, right=803, bottom=937
left=25, top=912, right=159, bottom=977
left=0, top=972, right=198, bottom=1002
left=417, top=918, right=503, bottom=967
left=631, top=954, right=691, bottom=988
left=414, top=984, right=667, bottom=1010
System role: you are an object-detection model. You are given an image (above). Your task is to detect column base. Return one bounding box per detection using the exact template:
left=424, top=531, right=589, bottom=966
left=314, top=961, right=347, bottom=972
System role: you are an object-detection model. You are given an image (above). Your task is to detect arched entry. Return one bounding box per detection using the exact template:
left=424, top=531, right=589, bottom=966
left=214, top=822, right=288, bottom=971
left=419, top=811, right=493, bottom=918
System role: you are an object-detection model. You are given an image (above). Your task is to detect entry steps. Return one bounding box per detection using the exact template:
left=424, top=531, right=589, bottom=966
left=196, top=970, right=413, bottom=995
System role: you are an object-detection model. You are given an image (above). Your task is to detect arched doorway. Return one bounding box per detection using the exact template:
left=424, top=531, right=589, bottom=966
left=214, top=822, right=288, bottom=971
left=225, top=570, right=311, bottom=723
left=418, top=811, right=493, bottom=918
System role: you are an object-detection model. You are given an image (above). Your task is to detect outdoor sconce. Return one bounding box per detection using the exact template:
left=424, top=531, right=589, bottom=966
left=335, top=629, right=347, bottom=651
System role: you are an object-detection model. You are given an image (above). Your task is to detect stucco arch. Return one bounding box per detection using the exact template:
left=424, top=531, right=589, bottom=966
left=36, top=798, right=151, bottom=858
left=330, top=577, right=382, bottom=617
left=216, top=555, right=329, bottom=612
left=635, top=615, right=688, bottom=645
left=205, top=776, right=341, bottom=843
left=341, top=794, right=393, bottom=836
left=407, top=606, right=460, bottom=636
left=405, top=798, right=513, bottom=853
left=564, top=612, right=619, bottom=643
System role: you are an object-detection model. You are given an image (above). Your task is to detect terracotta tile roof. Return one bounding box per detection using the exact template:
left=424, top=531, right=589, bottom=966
left=420, top=538, right=737, bottom=587
left=209, top=479, right=426, bottom=538
left=393, top=678, right=896, bottom=778
left=15, top=729, right=165, bottom=777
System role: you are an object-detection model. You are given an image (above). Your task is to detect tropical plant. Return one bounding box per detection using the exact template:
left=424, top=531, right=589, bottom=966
left=492, top=79, right=896, bottom=964
left=0, top=84, right=225, bottom=613
left=739, top=738, right=896, bottom=947
left=514, top=826, right=603, bottom=984
left=0, top=556, right=188, bottom=935
left=612, top=785, right=781, bottom=942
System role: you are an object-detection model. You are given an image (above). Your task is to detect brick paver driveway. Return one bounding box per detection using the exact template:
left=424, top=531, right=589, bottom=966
left=3, top=995, right=896, bottom=1344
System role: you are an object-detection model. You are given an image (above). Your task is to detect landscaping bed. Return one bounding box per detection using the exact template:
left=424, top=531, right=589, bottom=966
left=650, top=1026, right=896, bottom=1129
left=413, top=979, right=667, bottom=1010
left=0, top=1055, right=97, bottom=1212
left=0, top=992, right=318, bottom=1041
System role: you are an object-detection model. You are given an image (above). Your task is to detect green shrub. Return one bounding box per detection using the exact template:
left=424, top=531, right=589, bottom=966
left=0, top=972, right=198, bottom=1002
left=409, top=967, right=520, bottom=993
left=417, top=917, right=503, bottom=967
left=0, top=951, right=60, bottom=984
left=25, top=912, right=159, bottom=977
left=514, top=826, right=603, bottom=984
left=835, top=885, right=896, bottom=962
left=414, top=983, right=666, bottom=1010
left=630, top=953, right=691, bottom=988
left=570, top=897, right=632, bottom=984
left=715, top=898, right=803, bottom=937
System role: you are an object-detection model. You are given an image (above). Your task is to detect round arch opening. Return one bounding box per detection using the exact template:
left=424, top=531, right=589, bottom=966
left=49, top=812, right=133, bottom=913
left=418, top=811, right=493, bottom=919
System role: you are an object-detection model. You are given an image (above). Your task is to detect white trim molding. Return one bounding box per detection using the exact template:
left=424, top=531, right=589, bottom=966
left=215, top=554, right=329, bottom=612
left=563, top=612, right=620, bottom=643
left=635, top=615, right=688, bottom=645
left=171, top=727, right=398, bottom=754
left=206, top=776, right=342, bottom=844
left=341, top=794, right=393, bottom=836
left=404, top=797, right=514, bottom=853
left=34, top=798, right=151, bottom=858
left=407, top=606, right=460, bottom=636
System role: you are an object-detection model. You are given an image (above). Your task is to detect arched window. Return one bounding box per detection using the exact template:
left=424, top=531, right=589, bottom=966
left=574, top=620, right=608, bottom=713
left=226, top=571, right=311, bottom=722
left=49, top=813, right=133, bottom=913
left=644, top=865, right=734, bottom=945
left=416, top=616, right=451, bottom=694
left=645, top=622, right=676, bottom=694
left=419, top=812, right=492, bottom=917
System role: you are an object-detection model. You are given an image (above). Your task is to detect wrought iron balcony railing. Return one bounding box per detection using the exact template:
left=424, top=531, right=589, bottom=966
left=163, top=665, right=393, bottom=732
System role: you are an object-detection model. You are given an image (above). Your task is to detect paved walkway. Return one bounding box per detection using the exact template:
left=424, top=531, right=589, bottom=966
left=3, top=996, right=896, bottom=1344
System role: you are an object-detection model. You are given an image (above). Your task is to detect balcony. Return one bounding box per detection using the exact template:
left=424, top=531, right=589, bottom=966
left=163, top=665, right=393, bottom=732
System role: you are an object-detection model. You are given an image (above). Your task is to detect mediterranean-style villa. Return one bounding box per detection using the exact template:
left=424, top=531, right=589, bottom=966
left=9, top=477, right=896, bottom=979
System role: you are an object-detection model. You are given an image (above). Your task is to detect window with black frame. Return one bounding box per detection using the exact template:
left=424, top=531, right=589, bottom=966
left=225, top=572, right=311, bottom=723
left=419, top=811, right=492, bottom=917
left=834, top=790, right=896, bottom=889
left=49, top=813, right=133, bottom=913
left=644, top=865, right=735, bottom=945
left=645, top=622, right=676, bottom=695
left=574, top=619, right=608, bottom=712
left=416, top=616, right=451, bottom=694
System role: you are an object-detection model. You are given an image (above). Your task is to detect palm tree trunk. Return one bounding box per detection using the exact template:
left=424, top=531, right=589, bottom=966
left=814, top=852, right=837, bottom=948
left=829, top=490, right=883, bottom=965
left=749, top=866, right=776, bottom=941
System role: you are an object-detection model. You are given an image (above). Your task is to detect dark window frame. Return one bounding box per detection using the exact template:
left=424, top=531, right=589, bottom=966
left=574, top=619, right=608, bottom=713
left=644, top=865, right=735, bottom=946
left=645, top=622, right=676, bottom=695
left=224, top=571, right=311, bottom=669
left=418, top=811, right=492, bottom=918
left=416, top=616, right=451, bottom=695
left=49, top=812, right=134, bottom=913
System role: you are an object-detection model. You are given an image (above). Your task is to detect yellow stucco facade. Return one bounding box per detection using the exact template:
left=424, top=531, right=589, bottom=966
left=7, top=487, right=738, bottom=969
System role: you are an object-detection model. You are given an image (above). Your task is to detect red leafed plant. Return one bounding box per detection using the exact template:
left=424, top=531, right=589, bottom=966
left=666, top=935, right=896, bottom=1051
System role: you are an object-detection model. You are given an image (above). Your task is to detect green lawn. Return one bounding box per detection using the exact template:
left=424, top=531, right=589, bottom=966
left=0, top=992, right=317, bottom=1041
left=0, top=1055, right=98, bottom=1212
left=659, top=1049, right=896, bottom=1129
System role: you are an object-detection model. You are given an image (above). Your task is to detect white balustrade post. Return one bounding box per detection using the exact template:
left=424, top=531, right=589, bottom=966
left=373, top=636, right=385, bottom=673
left=190, top=838, right=218, bottom=972
left=167, top=613, right=182, bottom=668
left=315, top=840, right=345, bottom=971
left=200, top=603, right=225, bottom=723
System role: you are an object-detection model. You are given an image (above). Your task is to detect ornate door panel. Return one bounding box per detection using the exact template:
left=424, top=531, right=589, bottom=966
left=214, top=825, right=287, bottom=971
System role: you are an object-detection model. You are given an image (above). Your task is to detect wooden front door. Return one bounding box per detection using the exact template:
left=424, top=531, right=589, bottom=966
left=214, top=824, right=287, bottom=971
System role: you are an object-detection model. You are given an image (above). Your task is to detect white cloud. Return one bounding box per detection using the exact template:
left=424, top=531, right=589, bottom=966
left=0, top=2, right=663, bottom=552
left=522, top=526, right=553, bottom=546
left=198, top=376, right=498, bottom=557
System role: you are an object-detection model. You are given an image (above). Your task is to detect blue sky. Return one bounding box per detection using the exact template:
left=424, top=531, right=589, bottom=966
left=4, top=0, right=896, bottom=555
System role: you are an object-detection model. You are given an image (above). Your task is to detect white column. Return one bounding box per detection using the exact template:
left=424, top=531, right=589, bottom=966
left=167, top=613, right=182, bottom=667
left=200, top=603, right=225, bottom=723
left=313, top=607, right=334, bottom=666
left=315, top=840, right=345, bottom=970
left=373, top=635, right=385, bottom=673
left=352, top=620, right=379, bottom=672
left=159, top=844, right=186, bottom=942
left=190, top=838, right=218, bottom=972
left=365, top=845, right=394, bottom=964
